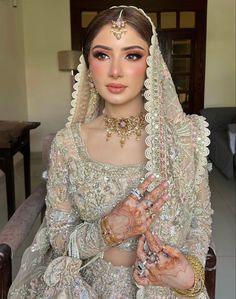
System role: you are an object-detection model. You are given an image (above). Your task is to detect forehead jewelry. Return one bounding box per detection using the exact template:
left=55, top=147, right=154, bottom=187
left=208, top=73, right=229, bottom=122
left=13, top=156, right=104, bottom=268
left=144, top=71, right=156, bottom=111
left=110, top=9, right=127, bottom=40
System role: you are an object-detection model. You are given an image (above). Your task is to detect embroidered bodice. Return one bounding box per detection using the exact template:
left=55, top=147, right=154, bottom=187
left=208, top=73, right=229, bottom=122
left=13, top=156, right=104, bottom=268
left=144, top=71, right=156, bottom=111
left=45, top=124, right=212, bottom=266
left=46, top=124, right=147, bottom=257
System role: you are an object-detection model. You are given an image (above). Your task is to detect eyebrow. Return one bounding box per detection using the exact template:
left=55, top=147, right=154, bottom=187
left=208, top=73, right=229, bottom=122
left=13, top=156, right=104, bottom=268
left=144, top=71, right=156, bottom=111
left=92, top=45, right=145, bottom=51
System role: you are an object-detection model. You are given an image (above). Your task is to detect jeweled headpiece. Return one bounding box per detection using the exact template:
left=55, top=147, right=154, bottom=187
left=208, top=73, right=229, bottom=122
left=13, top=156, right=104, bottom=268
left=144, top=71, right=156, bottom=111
left=110, top=9, right=127, bottom=40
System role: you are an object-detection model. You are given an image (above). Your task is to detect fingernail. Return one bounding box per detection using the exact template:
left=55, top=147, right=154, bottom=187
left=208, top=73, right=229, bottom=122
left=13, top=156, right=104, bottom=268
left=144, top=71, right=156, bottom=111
left=150, top=174, right=155, bottom=179
left=163, top=193, right=169, bottom=199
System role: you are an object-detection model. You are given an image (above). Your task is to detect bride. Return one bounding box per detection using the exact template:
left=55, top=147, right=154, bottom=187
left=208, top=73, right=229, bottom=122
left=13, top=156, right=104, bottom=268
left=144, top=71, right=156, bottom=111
left=8, top=6, right=212, bottom=299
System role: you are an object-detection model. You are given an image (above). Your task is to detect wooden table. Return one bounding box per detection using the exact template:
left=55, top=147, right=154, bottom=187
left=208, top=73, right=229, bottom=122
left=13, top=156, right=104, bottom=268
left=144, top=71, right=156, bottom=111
left=0, top=121, right=40, bottom=219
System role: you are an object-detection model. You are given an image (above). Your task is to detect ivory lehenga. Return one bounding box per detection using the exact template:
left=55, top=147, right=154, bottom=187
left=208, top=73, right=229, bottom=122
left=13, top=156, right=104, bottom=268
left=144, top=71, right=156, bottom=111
left=8, top=6, right=213, bottom=299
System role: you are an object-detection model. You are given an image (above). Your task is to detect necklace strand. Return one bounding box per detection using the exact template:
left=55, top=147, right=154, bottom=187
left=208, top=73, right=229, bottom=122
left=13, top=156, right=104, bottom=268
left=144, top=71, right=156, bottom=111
left=104, top=112, right=146, bottom=148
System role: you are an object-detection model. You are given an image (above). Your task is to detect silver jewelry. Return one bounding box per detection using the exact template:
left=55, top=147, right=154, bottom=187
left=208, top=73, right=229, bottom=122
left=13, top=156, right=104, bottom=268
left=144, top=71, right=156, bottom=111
left=144, top=240, right=150, bottom=253
left=139, top=269, right=146, bottom=277
left=147, top=252, right=160, bottom=264
left=137, top=260, right=146, bottom=271
left=146, top=249, right=160, bottom=264
left=161, top=251, right=169, bottom=258
left=130, top=188, right=143, bottom=201
left=146, top=210, right=155, bottom=218
left=145, top=199, right=154, bottom=209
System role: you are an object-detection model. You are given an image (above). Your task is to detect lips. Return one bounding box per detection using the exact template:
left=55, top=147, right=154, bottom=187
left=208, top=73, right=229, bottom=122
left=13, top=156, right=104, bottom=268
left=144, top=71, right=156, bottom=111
left=106, top=83, right=127, bottom=94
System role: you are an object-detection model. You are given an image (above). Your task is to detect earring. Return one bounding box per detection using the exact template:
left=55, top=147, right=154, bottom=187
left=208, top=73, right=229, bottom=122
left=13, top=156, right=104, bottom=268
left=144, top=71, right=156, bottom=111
left=88, top=70, right=98, bottom=107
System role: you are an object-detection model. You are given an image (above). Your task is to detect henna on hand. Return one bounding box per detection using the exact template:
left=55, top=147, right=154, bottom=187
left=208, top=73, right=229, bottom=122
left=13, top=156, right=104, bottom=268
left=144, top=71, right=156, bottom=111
left=103, top=176, right=169, bottom=244
left=133, top=231, right=195, bottom=290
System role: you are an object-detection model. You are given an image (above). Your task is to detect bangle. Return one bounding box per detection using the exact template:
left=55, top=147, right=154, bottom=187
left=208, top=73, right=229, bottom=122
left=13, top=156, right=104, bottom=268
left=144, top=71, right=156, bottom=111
left=173, top=255, right=205, bottom=297
left=100, top=216, right=122, bottom=246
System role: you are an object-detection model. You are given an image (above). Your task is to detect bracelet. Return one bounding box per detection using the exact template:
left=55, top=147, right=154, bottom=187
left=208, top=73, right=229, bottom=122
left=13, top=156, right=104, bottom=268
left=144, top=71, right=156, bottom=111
left=100, top=216, right=122, bottom=246
left=173, top=255, right=205, bottom=297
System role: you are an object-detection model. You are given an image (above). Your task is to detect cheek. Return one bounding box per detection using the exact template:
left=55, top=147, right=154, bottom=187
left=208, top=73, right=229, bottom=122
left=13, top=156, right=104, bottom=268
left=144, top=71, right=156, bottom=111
left=88, top=58, right=105, bottom=79
left=127, top=61, right=147, bottom=81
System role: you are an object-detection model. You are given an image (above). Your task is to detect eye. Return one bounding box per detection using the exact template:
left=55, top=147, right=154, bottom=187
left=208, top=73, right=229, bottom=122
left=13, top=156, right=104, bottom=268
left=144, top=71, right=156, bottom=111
left=92, top=51, right=109, bottom=60
left=126, top=53, right=143, bottom=61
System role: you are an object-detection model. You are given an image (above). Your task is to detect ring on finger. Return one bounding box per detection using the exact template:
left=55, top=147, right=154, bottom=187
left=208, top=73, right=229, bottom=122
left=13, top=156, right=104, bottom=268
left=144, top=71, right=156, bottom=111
left=147, top=252, right=160, bottom=264
left=160, top=244, right=169, bottom=257
left=148, top=254, right=160, bottom=264
left=139, top=269, right=146, bottom=277
left=146, top=210, right=155, bottom=218
left=137, top=260, right=147, bottom=271
left=145, top=199, right=154, bottom=209
left=131, top=188, right=143, bottom=201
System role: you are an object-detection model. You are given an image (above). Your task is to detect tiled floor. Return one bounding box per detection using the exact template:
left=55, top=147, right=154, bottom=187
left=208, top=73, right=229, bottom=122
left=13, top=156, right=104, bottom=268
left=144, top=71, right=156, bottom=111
left=0, top=154, right=235, bottom=298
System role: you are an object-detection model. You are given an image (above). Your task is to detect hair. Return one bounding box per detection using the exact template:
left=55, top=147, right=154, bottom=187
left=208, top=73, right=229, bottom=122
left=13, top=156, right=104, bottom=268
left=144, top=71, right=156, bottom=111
left=82, top=7, right=153, bottom=68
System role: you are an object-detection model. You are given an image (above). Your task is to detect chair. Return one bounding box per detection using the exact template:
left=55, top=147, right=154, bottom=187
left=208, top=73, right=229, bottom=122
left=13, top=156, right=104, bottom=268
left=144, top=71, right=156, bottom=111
left=0, top=120, right=40, bottom=219
left=0, top=134, right=217, bottom=299
left=200, top=107, right=236, bottom=179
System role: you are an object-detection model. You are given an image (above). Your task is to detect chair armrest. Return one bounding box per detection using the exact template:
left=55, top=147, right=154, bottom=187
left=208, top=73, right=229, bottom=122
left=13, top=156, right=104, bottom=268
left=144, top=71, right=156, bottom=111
left=0, top=181, right=46, bottom=299
left=205, top=247, right=217, bottom=299
left=0, top=181, right=46, bottom=254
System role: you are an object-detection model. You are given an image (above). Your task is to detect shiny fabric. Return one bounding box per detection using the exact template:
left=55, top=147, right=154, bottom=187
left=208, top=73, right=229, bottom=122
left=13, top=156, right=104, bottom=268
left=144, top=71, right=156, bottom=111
left=9, top=5, right=213, bottom=299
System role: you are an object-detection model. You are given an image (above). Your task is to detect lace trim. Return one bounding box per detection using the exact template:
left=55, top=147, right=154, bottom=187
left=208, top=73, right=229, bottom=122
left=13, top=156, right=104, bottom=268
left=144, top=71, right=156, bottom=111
left=66, top=55, right=89, bottom=127
left=191, top=115, right=210, bottom=193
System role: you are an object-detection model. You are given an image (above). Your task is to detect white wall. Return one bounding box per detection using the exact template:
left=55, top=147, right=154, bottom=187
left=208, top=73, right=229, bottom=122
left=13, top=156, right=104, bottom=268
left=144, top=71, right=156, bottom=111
left=22, top=0, right=71, bottom=151
left=0, top=0, right=27, bottom=120
left=205, top=0, right=235, bottom=107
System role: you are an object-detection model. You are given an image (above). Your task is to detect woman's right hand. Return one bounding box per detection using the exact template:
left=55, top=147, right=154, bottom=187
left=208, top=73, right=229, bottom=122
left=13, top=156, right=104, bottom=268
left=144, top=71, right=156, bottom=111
left=101, top=175, right=169, bottom=245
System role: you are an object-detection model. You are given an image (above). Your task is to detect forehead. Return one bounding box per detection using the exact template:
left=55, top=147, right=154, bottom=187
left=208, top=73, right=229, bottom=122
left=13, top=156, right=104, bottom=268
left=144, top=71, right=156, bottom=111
left=91, top=24, right=149, bottom=49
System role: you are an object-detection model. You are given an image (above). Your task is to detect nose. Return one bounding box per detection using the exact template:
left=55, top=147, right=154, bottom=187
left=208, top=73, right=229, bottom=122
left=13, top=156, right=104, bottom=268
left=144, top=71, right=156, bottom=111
left=109, top=57, right=123, bottom=79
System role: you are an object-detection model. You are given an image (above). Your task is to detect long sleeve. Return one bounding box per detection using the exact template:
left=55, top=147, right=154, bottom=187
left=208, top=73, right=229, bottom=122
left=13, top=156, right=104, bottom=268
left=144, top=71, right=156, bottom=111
left=45, top=130, right=108, bottom=259
left=180, top=168, right=213, bottom=265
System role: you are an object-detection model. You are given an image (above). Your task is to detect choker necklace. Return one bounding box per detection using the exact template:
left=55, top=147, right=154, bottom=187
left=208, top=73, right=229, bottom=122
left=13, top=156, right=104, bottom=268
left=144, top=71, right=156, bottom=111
left=104, top=112, right=146, bottom=148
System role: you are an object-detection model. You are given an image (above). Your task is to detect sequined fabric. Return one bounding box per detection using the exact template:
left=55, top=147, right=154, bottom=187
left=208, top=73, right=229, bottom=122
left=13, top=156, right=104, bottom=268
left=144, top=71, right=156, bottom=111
left=8, top=125, right=212, bottom=298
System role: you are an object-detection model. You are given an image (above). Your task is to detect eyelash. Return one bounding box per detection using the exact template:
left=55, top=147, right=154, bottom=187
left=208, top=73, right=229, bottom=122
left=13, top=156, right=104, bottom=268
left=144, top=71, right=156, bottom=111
left=92, top=52, right=109, bottom=60
left=92, top=51, right=143, bottom=61
left=126, top=53, right=143, bottom=61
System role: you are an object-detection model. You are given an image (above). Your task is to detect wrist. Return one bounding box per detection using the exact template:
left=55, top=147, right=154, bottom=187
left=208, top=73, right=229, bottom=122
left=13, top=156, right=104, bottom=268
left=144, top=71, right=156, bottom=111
left=100, top=215, right=123, bottom=246
left=172, top=255, right=205, bottom=297
left=184, top=262, right=195, bottom=289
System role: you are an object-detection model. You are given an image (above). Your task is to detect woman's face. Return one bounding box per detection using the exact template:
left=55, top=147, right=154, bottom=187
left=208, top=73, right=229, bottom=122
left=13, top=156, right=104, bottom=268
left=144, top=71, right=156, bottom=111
left=88, top=24, right=149, bottom=108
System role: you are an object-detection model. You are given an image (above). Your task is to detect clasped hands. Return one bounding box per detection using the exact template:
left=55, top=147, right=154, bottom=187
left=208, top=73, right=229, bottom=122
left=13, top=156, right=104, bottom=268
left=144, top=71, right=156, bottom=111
left=102, top=175, right=195, bottom=290
left=133, top=231, right=195, bottom=290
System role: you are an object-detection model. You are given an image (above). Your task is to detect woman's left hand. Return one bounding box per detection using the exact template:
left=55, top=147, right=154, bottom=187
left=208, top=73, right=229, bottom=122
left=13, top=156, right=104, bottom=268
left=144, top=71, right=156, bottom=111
left=133, top=231, right=195, bottom=290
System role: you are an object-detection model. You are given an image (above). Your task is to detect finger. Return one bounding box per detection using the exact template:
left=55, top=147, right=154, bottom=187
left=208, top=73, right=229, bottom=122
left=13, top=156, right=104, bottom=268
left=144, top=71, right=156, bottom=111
left=137, top=174, right=156, bottom=194
left=143, top=216, right=154, bottom=230
left=146, top=232, right=179, bottom=259
left=147, top=181, right=169, bottom=201
left=145, top=261, right=157, bottom=271
left=160, top=243, right=180, bottom=258
left=145, top=231, right=162, bottom=253
left=150, top=193, right=169, bottom=212
left=136, top=235, right=147, bottom=260
left=133, top=269, right=150, bottom=286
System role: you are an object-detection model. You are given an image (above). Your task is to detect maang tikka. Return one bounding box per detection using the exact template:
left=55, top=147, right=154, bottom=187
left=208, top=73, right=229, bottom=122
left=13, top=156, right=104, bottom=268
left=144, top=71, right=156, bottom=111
left=110, top=9, right=127, bottom=40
